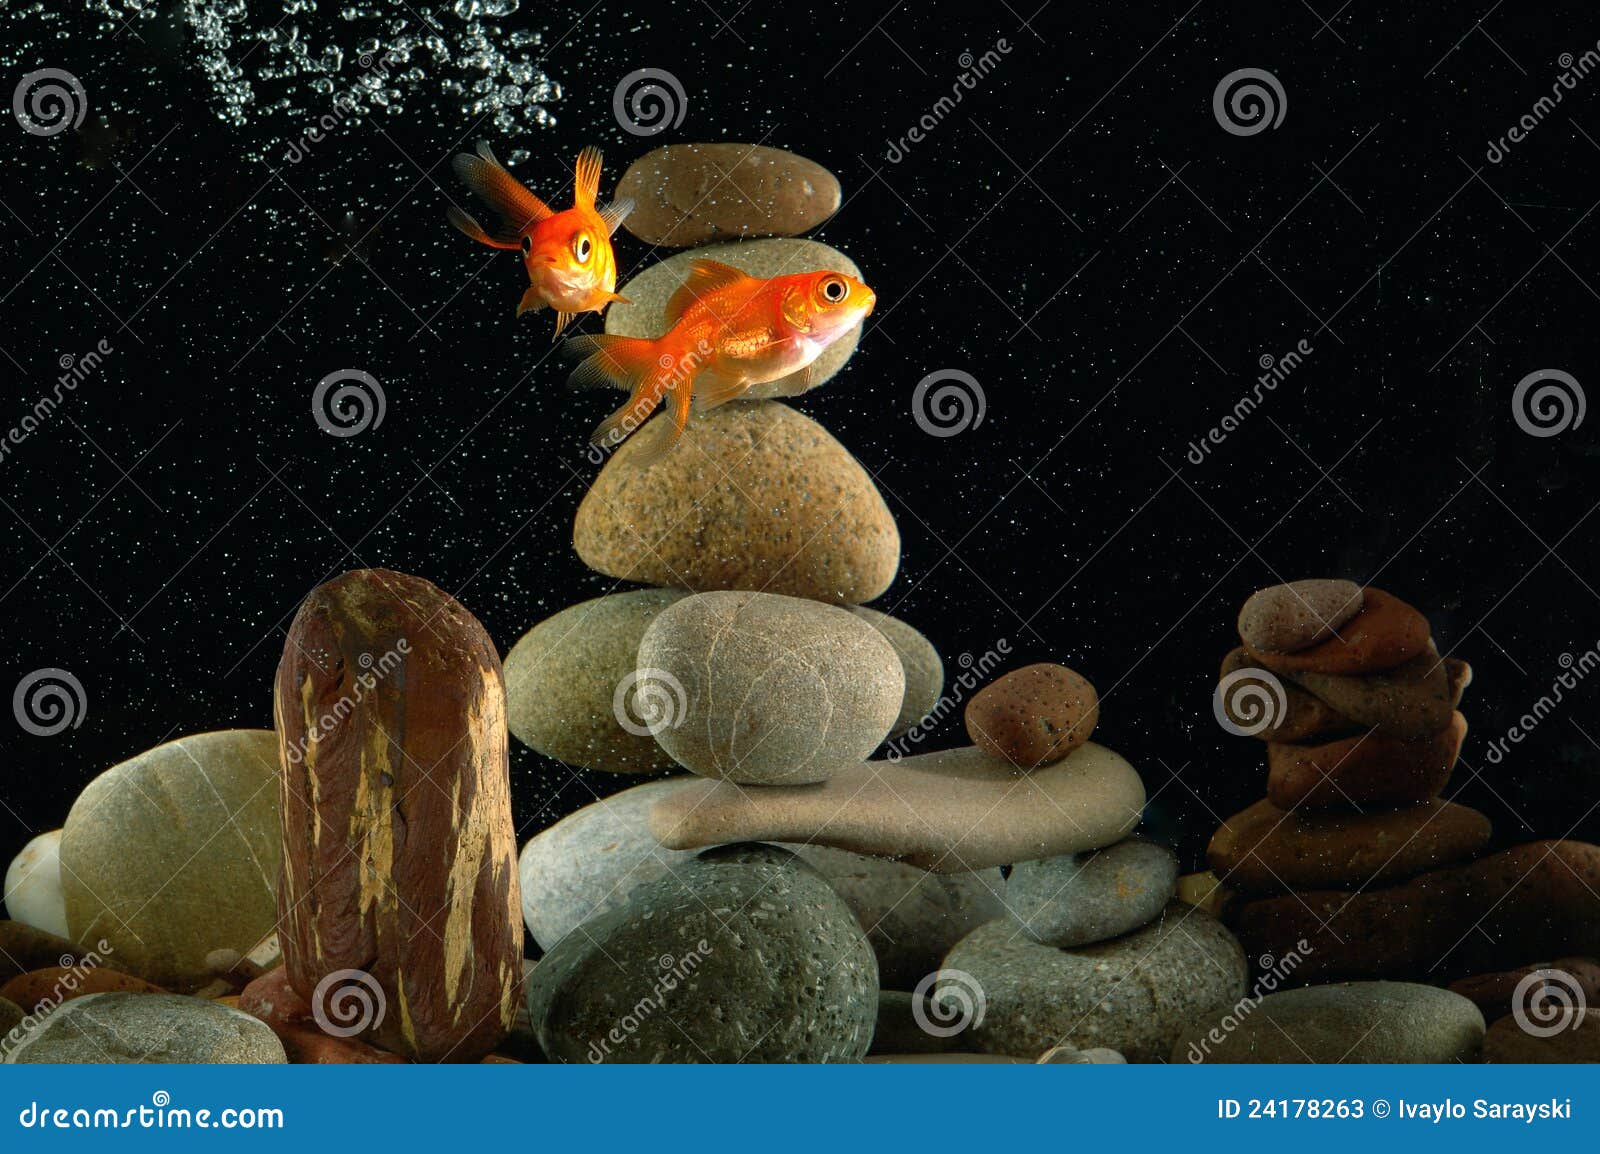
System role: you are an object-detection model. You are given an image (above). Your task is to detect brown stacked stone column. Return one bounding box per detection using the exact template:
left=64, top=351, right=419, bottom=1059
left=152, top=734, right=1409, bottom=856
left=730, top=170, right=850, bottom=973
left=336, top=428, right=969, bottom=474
left=1209, top=580, right=1600, bottom=989
left=274, top=568, right=522, bottom=1062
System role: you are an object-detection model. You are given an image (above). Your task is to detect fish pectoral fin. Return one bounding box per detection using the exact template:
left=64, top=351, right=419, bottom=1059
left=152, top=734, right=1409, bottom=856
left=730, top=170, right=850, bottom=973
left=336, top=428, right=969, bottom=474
left=787, top=360, right=822, bottom=394
left=516, top=287, right=548, bottom=317
left=690, top=370, right=752, bottom=411
left=599, top=197, right=634, bottom=236
left=664, top=259, right=752, bottom=325
left=453, top=142, right=555, bottom=234
left=551, top=310, right=577, bottom=340
left=574, top=146, right=603, bottom=208
left=447, top=205, right=521, bottom=250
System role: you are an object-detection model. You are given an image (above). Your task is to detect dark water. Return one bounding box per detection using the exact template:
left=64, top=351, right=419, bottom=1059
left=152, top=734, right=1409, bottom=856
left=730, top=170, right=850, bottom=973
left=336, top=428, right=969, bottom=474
left=2, top=0, right=1597, bottom=877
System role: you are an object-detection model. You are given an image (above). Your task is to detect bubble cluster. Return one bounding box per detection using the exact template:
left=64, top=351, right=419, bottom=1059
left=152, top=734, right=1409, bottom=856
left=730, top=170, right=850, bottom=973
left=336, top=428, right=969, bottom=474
left=84, top=1, right=560, bottom=139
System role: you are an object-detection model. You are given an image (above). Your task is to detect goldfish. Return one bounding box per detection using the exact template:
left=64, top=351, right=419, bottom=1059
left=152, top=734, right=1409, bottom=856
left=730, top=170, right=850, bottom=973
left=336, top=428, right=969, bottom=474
left=447, top=142, right=634, bottom=338
left=565, top=259, right=876, bottom=465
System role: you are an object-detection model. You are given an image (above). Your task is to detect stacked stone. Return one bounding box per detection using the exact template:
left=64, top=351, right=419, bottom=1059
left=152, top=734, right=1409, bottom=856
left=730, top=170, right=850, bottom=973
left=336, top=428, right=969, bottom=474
left=1200, top=579, right=1600, bottom=1062
left=500, top=144, right=1245, bottom=1063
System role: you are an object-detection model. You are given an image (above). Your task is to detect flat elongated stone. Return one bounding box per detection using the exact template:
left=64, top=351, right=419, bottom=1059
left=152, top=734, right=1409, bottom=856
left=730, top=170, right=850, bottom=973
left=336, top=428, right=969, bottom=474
left=648, top=743, right=1146, bottom=872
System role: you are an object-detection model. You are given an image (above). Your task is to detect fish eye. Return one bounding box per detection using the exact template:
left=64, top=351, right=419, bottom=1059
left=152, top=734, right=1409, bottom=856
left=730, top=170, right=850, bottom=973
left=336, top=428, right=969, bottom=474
left=520, top=235, right=532, bottom=255
left=820, top=276, right=848, bottom=303
left=574, top=234, right=593, bottom=262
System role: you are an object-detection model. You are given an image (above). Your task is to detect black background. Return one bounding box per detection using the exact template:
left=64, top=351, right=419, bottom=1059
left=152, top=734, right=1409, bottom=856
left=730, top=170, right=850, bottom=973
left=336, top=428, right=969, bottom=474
left=2, top=0, right=1598, bottom=885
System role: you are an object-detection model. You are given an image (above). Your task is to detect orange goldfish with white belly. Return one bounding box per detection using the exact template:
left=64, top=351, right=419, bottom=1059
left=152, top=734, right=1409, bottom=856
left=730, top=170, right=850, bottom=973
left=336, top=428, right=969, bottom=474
left=447, top=142, right=633, bottom=338
left=564, top=258, right=876, bottom=465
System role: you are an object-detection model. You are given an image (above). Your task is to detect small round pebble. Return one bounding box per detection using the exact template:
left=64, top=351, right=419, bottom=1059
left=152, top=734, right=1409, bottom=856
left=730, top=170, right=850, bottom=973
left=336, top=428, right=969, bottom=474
left=964, top=663, right=1099, bottom=769
left=1238, top=579, right=1363, bottom=653
left=3, top=831, right=68, bottom=938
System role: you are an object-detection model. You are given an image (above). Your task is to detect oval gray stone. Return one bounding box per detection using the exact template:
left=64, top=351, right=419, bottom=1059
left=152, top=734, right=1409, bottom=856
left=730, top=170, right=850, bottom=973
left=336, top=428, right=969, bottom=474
left=848, top=607, right=944, bottom=738
left=636, top=591, right=903, bottom=784
left=1006, top=838, right=1178, bottom=947
left=4, top=992, right=287, bottom=1064
left=943, top=903, right=1247, bottom=1062
left=517, top=779, right=1002, bottom=987
left=1238, top=579, right=1364, bottom=653
left=60, top=730, right=281, bottom=992
left=526, top=844, right=877, bottom=1063
left=1174, top=981, right=1485, bottom=1063
left=503, top=589, right=688, bottom=774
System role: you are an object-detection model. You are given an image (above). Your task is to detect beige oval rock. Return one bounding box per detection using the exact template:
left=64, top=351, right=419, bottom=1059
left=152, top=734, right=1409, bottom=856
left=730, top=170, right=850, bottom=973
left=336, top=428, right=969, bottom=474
left=616, top=143, right=842, bottom=248
left=503, top=588, right=688, bottom=774
left=1238, top=579, right=1364, bottom=653
left=847, top=607, right=944, bottom=738
left=648, top=743, right=1146, bottom=872
left=4, top=830, right=67, bottom=939
left=60, top=730, right=281, bottom=992
left=636, top=590, right=903, bottom=784
left=575, top=400, right=900, bottom=603
left=606, top=239, right=864, bottom=398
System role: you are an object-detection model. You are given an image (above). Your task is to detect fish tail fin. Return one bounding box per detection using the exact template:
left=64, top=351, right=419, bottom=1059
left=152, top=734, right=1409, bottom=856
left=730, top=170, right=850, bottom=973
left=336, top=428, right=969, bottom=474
left=573, top=145, right=603, bottom=209
left=621, top=382, right=691, bottom=469
left=565, top=334, right=677, bottom=453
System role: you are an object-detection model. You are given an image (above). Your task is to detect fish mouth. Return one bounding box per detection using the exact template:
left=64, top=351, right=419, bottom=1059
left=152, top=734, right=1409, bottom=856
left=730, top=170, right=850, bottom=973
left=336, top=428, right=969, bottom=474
left=862, top=291, right=877, bottom=318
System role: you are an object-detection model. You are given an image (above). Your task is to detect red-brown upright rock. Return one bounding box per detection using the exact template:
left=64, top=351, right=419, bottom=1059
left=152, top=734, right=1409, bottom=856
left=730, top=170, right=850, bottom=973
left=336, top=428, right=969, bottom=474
left=275, top=569, right=521, bottom=1063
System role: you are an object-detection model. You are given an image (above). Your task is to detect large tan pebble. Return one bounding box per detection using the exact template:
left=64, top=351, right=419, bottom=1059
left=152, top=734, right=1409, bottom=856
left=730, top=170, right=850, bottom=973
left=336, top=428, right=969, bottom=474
left=575, top=400, right=900, bottom=603
left=847, top=607, right=944, bottom=738
left=615, top=143, right=842, bottom=247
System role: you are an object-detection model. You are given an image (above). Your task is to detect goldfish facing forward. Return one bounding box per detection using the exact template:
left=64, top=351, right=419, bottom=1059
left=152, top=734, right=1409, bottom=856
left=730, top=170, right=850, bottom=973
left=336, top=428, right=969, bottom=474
left=566, top=259, right=876, bottom=465
left=448, top=142, right=634, bottom=338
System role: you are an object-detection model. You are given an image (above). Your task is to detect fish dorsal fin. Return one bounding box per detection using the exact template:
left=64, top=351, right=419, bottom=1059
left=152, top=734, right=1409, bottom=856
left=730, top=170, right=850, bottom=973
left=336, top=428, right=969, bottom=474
left=574, top=145, right=603, bottom=208
left=453, top=140, right=554, bottom=235
left=664, top=259, right=751, bottom=325
left=598, top=196, right=634, bottom=236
